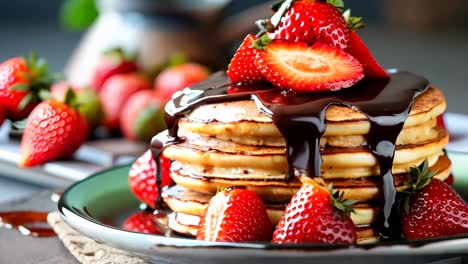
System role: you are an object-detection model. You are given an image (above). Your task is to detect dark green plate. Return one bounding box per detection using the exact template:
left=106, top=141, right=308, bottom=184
left=58, top=152, right=468, bottom=264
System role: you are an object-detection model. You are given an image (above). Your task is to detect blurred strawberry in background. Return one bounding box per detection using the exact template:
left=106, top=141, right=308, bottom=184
left=0, top=54, right=55, bottom=121
left=91, top=48, right=139, bottom=92
left=51, top=82, right=104, bottom=130
left=121, top=90, right=165, bottom=143
left=100, top=73, right=151, bottom=131
left=154, top=63, right=209, bottom=104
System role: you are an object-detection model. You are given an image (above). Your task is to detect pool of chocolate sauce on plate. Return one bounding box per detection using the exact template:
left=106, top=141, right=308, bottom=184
left=151, top=71, right=429, bottom=240
left=0, top=211, right=55, bottom=237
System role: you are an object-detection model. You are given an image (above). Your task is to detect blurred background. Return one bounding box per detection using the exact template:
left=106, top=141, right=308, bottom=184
left=0, top=0, right=467, bottom=205
left=0, top=0, right=467, bottom=113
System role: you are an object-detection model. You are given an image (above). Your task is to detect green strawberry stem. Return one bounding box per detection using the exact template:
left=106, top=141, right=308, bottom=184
left=252, top=34, right=272, bottom=51
left=343, top=9, right=365, bottom=31
left=303, top=177, right=357, bottom=215
left=9, top=52, right=56, bottom=111
left=328, top=184, right=357, bottom=215
left=398, top=159, right=437, bottom=213
left=102, top=47, right=137, bottom=62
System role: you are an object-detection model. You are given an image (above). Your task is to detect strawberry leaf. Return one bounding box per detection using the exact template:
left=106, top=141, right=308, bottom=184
left=328, top=183, right=357, bottom=215
left=102, top=47, right=138, bottom=61
left=64, top=88, right=79, bottom=109
left=252, top=34, right=272, bottom=51
left=38, top=90, right=53, bottom=101
left=343, top=9, right=365, bottom=31
left=326, top=0, right=344, bottom=12
left=10, top=83, right=29, bottom=92
left=398, top=159, right=438, bottom=213
left=18, top=93, right=34, bottom=111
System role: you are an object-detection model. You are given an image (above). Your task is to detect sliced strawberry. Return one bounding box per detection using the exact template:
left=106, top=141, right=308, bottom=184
left=227, top=34, right=266, bottom=84
left=346, top=31, right=388, bottom=79
left=256, top=41, right=364, bottom=92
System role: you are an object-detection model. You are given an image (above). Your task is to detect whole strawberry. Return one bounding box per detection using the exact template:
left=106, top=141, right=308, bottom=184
left=400, top=160, right=468, bottom=240
left=227, top=34, right=268, bottom=84
left=120, top=90, right=166, bottom=142
left=268, top=1, right=349, bottom=49
left=273, top=177, right=357, bottom=244
left=196, top=187, right=272, bottom=242
left=92, top=48, right=139, bottom=91
left=0, top=54, right=53, bottom=121
left=100, top=73, right=151, bottom=130
left=19, top=90, right=89, bottom=167
left=346, top=31, right=388, bottom=79
left=122, top=211, right=160, bottom=234
left=129, top=150, right=172, bottom=209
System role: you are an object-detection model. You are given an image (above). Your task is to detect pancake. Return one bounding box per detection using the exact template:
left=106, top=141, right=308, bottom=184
left=169, top=154, right=452, bottom=203
left=168, top=212, right=378, bottom=244
left=179, top=87, right=445, bottom=139
left=163, top=185, right=379, bottom=226
left=181, top=119, right=438, bottom=149
left=179, top=118, right=438, bottom=148
left=163, top=128, right=449, bottom=180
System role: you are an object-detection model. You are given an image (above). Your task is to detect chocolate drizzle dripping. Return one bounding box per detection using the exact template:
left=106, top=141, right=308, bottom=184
left=150, top=71, right=429, bottom=240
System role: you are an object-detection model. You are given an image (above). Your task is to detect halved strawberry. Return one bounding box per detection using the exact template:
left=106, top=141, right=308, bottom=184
left=227, top=34, right=266, bottom=84
left=196, top=187, right=272, bottom=242
left=346, top=31, right=388, bottom=79
left=256, top=41, right=364, bottom=92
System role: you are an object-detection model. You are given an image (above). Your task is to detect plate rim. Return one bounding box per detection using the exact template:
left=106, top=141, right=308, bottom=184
left=57, top=161, right=468, bottom=253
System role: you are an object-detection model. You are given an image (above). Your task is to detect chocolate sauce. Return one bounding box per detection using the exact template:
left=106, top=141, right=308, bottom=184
left=0, top=211, right=55, bottom=237
left=151, top=71, right=429, bottom=240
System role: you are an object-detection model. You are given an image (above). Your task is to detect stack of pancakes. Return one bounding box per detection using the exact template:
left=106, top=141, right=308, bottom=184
left=161, top=87, right=450, bottom=244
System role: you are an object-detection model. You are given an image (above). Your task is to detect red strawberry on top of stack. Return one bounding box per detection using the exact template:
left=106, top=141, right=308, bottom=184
left=227, top=0, right=388, bottom=90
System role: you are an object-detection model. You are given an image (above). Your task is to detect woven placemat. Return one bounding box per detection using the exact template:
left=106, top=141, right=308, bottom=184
left=47, top=212, right=149, bottom=264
